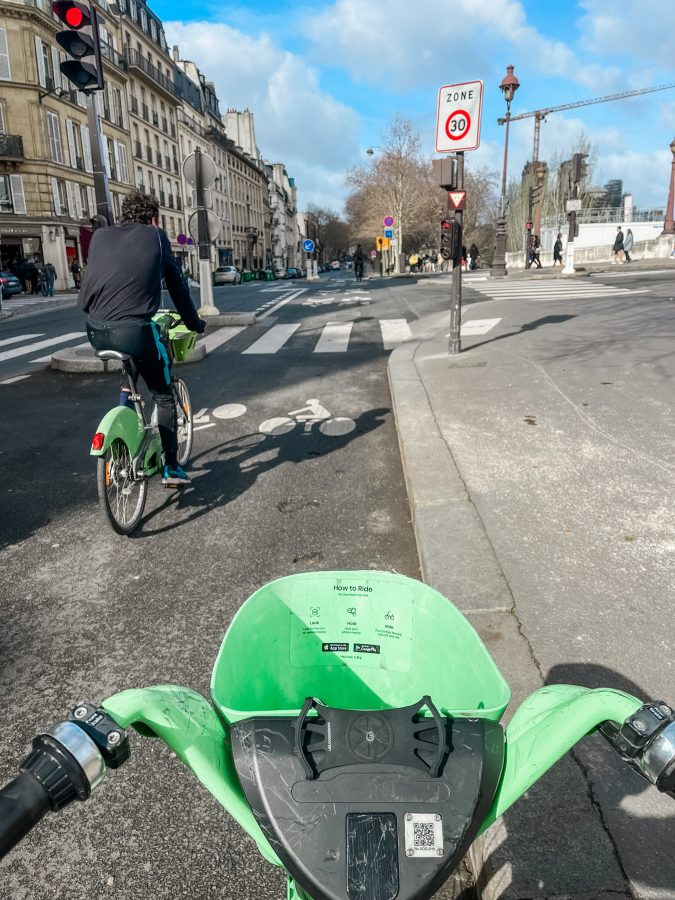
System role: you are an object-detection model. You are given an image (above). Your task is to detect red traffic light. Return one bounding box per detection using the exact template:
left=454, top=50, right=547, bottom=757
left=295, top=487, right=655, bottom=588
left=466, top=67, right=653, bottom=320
left=52, top=1, right=90, bottom=28
left=441, top=220, right=451, bottom=230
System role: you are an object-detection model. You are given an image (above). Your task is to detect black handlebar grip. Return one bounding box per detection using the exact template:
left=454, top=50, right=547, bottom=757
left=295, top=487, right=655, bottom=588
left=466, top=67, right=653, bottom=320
left=0, top=771, right=51, bottom=861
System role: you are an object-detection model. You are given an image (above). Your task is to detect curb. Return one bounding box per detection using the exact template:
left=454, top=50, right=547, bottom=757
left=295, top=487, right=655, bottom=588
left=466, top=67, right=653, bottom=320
left=203, top=312, right=256, bottom=327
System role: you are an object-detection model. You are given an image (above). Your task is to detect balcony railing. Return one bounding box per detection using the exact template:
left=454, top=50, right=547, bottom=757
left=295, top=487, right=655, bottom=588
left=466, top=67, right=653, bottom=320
left=152, top=111, right=159, bottom=126
left=173, top=160, right=179, bottom=175
left=176, top=196, right=182, bottom=211
left=168, top=194, right=174, bottom=209
left=164, top=156, right=171, bottom=171
left=75, top=155, right=84, bottom=171
left=145, top=145, right=152, bottom=162
left=156, top=151, right=162, bottom=166
left=100, top=40, right=124, bottom=69
left=170, top=124, right=176, bottom=138
left=159, top=192, right=166, bottom=206
left=0, top=134, right=24, bottom=160
left=161, top=117, right=167, bottom=133
left=142, top=103, right=149, bottom=121
left=130, top=97, right=138, bottom=114
left=125, top=49, right=181, bottom=100
left=134, top=140, right=142, bottom=158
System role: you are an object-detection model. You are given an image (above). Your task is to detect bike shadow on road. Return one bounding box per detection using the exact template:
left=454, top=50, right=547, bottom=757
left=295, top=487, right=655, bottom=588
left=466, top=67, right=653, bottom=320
left=476, top=662, right=674, bottom=897
left=131, top=406, right=390, bottom=538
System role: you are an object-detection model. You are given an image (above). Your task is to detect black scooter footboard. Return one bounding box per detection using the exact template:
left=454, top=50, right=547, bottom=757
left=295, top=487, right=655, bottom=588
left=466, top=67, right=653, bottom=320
left=231, top=697, right=504, bottom=900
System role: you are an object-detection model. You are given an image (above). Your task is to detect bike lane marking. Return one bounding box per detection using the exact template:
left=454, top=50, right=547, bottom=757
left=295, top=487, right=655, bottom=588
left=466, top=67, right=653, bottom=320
left=0, top=332, right=85, bottom=363
left=379, top=319, right=412, bottom=350
left=197, top=326, right=247, bottom=354
left=242, top=323, right=301, bottom=354
left=257, top=288, right=307, bottom=321
left=0, top=374, right=31, bottom=385
left=0, top=333, right=44, bottom=348
left=314, top=322, right=353, bottom=353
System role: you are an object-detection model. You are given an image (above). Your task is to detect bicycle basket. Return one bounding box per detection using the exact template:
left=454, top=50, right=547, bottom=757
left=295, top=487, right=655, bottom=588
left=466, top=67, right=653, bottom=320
left=170, top=326, right=197, bottom=362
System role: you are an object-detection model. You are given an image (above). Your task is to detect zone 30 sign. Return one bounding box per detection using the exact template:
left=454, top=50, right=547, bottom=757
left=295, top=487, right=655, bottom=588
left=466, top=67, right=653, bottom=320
left=435, top=80, right=483, bottom=153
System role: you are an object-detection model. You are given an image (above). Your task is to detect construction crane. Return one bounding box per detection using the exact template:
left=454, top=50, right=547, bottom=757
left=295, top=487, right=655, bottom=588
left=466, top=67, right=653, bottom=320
left=498, top=82, right=675, bottom=163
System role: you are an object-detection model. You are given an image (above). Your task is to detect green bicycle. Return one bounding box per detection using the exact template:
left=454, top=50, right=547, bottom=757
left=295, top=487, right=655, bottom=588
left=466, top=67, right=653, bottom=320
left=1, top=572, right=674, bottom=898
left=90, top=309, right=197, bottom=535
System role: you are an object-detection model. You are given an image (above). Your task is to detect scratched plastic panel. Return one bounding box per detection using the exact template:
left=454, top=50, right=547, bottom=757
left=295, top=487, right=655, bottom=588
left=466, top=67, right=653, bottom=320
left=346, top=813, right=399, bottom=900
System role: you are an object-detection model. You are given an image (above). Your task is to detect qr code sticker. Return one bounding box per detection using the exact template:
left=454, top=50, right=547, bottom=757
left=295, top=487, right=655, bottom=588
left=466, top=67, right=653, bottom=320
left=413, top=822, right=435, bottom=848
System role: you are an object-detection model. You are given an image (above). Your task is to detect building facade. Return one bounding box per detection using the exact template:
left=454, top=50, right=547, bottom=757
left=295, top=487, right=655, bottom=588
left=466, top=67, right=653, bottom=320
left=0, top=0, right=133, bottom=289
left=269, top=163, right=298, bottom=271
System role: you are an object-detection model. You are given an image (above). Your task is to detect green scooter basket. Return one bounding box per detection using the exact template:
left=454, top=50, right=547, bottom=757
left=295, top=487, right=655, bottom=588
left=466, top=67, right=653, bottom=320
left=211, top=571, right=510, bottom=725
left=169, top=327, right=197, bottom=362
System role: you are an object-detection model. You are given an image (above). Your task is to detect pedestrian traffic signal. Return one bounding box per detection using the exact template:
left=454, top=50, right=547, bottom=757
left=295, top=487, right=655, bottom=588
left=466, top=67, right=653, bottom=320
left=572, top=153, right=589, bottom=184
left=529, top=185, right=542, bottom=205
left=440, top=216, right=462, bottom=262
left=52, top=0, right=104, bottom=91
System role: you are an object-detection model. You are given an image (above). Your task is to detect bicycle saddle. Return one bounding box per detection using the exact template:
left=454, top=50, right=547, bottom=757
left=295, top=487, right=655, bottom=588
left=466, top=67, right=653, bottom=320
left=95, top=350, right=132, bottom=362
left=231, top=696, right=504, bottom=900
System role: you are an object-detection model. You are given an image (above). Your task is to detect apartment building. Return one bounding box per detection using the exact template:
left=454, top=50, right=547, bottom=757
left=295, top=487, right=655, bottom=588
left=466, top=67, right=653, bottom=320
left=269, top=163, right=298, bottom=271
left=0, top=0, right=133, bottom=289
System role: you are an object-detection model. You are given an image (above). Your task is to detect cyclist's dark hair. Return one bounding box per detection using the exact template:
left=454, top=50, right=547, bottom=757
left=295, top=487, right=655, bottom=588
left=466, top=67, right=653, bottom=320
left=120, top=190, right=159, bottom=225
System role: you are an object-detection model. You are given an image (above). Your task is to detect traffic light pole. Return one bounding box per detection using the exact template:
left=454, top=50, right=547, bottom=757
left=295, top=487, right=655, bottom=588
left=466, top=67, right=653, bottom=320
left=448, top=152, right=464, bottom=355
left=562, top=181, right=578, bottom=275
left=86, top=93, right=112, bottom=224
left=195, top=147, right=217, bottom=316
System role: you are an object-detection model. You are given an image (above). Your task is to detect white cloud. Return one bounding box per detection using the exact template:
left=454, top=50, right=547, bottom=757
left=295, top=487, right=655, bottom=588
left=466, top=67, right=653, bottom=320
left=305, top=0, right=618, bottom=92
left=578, top=0, right=675, bottom=71
left=164, top=21, right=361, bottom=210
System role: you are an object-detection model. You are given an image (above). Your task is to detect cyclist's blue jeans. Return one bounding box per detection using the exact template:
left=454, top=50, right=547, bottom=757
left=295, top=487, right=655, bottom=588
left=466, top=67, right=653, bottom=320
left=86, top=318, right=177, bottom=465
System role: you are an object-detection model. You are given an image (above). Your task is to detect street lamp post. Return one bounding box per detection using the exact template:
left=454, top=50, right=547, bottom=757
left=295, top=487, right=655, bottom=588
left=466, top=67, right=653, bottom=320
left=491, top=65, right=520, bottom=278
left=663, top=136, right=675, bottom=235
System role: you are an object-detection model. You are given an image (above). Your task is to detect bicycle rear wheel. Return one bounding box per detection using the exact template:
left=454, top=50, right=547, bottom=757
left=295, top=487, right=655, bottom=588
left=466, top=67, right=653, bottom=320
left=173, top=377, right=193, bottom=467
left=96, top=438, right=147, bottom=535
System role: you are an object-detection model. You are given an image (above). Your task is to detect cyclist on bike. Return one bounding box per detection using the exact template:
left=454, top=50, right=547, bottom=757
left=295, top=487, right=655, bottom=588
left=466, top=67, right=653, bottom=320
left=78, top=190, right=205, bottom=487
left=353, top=244, right=365, bottom=281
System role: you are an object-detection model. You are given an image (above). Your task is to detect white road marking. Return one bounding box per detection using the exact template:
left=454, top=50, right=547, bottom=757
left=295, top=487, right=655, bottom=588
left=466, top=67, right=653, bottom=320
left=0, top=374, right=31, bottom=385
left=197, top=326, right=246, bottom=353
left=258, top=288, right=307, bottom=320
left=194, top=423, right=216, bottom=432
left=243, top=323, right=301, bottom=354
left=212, top=403, right=247, bottom=419
left=314, top=322, right=353, bottom=353
left=379, top=319, right=412, bottom=350
left=31, top=340, right=89, bottom=363
left=592, top=270, right=674, bottom=278
left=459, top=317, right=503, bottom=336
left=0, top=332, right=85, bottom=363
left=0, top=333, right=44, bottom=348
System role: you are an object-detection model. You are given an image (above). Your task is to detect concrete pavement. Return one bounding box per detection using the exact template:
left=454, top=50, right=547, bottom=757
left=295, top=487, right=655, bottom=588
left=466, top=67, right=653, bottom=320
left=388, top=270, right=675, bottom=899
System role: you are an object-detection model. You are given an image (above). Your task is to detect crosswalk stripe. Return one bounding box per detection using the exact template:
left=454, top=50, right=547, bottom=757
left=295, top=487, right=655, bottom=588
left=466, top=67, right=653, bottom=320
left=379, top=319, right=412, bottom=349
left=258, top=288, right=307, bottom=320
left=31, top=340, right=89, bottom=363
left=0, top=333, right=44, bottom=348
left=0, top=332, right=85, bottom=363
left=0, top=374, right=31, bottom=385
left=314, top=322, right=353, bottom=353
left=197, top=326, right=246, bottom=354
left=243, top=323, right=301, bottom=354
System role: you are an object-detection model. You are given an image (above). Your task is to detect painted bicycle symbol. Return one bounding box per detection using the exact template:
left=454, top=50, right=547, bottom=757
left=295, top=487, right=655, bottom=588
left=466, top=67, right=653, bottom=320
left=259, top=399, right=356, bottom=438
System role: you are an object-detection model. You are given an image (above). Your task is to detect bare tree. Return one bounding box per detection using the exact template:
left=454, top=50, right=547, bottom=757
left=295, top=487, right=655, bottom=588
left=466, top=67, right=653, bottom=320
left=306, top=203, right=350, bottom=261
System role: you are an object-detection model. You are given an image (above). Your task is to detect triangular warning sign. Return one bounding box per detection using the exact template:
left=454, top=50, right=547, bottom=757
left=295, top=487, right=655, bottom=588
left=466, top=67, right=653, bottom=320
left=448, top=191, right=467, bottom=210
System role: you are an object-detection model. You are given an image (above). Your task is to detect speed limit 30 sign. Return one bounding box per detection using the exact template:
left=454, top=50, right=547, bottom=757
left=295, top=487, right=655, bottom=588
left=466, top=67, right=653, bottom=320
left=435, top=80, right=483, bottom=153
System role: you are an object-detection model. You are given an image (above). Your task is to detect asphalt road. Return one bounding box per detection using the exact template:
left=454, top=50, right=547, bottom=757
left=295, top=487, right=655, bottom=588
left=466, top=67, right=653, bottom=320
left=0, top=272, right=460, bottom=899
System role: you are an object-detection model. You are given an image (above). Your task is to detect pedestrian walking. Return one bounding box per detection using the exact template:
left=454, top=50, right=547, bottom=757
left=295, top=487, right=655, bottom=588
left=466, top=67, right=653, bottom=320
left=70, top=258, right=82, bottom=288
left=553, top=233, right=563, bottom=267
left=530, top=234, right=542, bottom=268
left=612, top=226, right=624, bottom=263
left=469, top=243, right=480, bottom=270
left=623, top=228, right=634, bottom=262
left=27, top=260, right=40, bottom=294
left=43, top=261, right=57, bottom=296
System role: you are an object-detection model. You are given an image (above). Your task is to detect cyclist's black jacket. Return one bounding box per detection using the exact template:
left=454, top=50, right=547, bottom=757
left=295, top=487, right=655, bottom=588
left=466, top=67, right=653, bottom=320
left=78, top=223, right=201, bottom=331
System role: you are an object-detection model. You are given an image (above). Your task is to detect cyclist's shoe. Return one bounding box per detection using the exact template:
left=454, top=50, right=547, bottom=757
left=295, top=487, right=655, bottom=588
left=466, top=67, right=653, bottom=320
left=162, top=464, right=190, bottom=487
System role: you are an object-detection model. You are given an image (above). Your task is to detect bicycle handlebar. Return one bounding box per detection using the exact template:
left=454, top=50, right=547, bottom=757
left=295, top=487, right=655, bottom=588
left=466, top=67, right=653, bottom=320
left=0, top=704, right=130, bottom=862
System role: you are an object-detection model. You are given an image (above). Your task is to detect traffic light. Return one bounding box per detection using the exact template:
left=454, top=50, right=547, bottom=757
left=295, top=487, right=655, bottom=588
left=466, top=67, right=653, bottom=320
left=529, top=184, right=542, bottom=206
left=572, top=153, right=589, bottom=184
left=52, top=0, right=103, bottom=92
left=440, top=216, right=462, bottom=261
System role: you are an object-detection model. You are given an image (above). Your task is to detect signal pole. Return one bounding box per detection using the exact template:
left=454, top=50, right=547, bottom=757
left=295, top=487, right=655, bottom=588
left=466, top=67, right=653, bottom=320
left=87, top=94, right=112, bottom=224
left=449, top=152, right=464, bottom=355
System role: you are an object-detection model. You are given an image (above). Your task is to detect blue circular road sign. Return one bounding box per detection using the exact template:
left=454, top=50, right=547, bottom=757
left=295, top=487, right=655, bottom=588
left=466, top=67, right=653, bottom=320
left=303, top=239, right=315, bottom=253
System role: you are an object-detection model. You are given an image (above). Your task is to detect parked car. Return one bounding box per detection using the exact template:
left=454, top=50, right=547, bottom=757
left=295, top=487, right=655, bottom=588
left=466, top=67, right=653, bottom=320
left=0, top=271, right=23, bottom=296
left=330, top=260, right=341, bottom=270
left=286, top=267, right=300, bottom=279
left=213, top=265, right=241, bottom=285
left=296, top=265, right=306, bottom=278
left=274, top=266, right=286, bottom=279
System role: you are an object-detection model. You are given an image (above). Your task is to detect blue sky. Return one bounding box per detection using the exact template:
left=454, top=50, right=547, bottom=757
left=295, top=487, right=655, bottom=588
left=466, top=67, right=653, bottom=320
left=151, top=0, right=675, bottom=213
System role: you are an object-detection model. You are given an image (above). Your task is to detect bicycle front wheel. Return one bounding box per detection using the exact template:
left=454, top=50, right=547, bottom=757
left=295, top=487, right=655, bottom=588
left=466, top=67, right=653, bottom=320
left=173, top=377, right=193, bottom=466
left=96, top=437, right=147, bottom=535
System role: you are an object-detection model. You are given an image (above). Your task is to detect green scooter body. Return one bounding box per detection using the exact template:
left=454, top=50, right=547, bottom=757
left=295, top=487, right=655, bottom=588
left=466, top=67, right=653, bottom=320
left=102, top=571, right=641, bottom=892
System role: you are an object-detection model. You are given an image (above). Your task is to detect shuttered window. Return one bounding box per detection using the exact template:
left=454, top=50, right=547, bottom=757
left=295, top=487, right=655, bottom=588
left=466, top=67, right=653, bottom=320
left=9, top=175, right=26, bottom=214
left=46, top=111, right=64, bottom=164
left=0, top=28, right=10, bottom=80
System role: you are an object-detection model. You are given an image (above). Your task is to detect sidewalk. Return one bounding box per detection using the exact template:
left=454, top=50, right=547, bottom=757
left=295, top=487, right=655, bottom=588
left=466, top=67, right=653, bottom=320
left=0, top=291, right=78, bottom=319
left=388, top=296, right=675, bottom=897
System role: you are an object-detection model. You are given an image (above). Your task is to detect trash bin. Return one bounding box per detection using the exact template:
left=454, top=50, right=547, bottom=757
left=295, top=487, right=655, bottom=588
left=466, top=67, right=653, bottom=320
left=241, top=270, right=253, bottom=283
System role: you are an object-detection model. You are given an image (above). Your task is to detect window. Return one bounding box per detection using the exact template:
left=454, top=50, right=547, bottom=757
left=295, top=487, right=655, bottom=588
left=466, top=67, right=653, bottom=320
left=79, top=184, right=89, bottom=217
left=106, top=137, right=117, bottom=181
left=51, top=177, right=67, bottom=215
left=66, top=120, right=84, bottom=170
left=42, top=41, right=54, bottom=90
left=136, top=165, right=144, bottom=191
left=116, top=141, right=129, bottom=183
left=46, top=111, right=64, bottom=164
left=0, top=103, right=5, bottom=134
left=112, top=87, right=123, bottom=126
left=140, top=8, right=147, bottom=31
left=150, top=19, right=157, bottom=41
left=148, top=170, right=155, bottom=195
left=0, top=27, right=11, bottom=80
left=129, top=0, right=137, bottom=21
